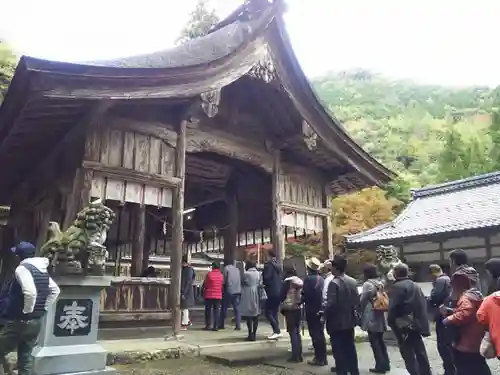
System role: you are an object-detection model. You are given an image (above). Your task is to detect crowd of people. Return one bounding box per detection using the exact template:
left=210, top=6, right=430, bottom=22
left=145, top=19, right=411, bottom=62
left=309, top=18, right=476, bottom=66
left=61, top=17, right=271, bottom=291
left=180, top=248, right=500, bottom=375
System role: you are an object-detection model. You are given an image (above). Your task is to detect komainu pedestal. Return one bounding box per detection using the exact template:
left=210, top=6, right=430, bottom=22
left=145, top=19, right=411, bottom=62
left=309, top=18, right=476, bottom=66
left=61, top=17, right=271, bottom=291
left=32, top=276, right=115, bottom=375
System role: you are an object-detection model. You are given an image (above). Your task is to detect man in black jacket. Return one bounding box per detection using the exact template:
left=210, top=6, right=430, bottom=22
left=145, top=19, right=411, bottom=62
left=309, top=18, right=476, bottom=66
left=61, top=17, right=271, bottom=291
left=429, top=264, right=454, bottom=375
left=302, top=257, right=327, bottom=366
left=262, top=250, right=283, bottom=339
left=388, top=263, right=431, bottom=375
left=325, top=254, right=360, bottom=375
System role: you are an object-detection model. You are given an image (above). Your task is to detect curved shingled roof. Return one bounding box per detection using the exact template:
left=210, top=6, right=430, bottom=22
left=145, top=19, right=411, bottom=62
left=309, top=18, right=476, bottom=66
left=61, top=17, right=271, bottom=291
left=0, top=0, right=393, bottom=192
left=346, top=171, right=500, bottom=246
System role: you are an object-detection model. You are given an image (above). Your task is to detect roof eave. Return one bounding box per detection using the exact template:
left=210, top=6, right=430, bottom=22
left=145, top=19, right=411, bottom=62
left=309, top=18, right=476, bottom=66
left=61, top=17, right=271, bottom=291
left=265, top=16, right=394, bottom=187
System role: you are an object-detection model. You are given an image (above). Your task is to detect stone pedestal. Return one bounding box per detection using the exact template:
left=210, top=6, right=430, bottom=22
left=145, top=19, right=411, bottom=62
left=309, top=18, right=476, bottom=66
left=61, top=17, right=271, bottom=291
left=33, top=276, right=115, bottom=375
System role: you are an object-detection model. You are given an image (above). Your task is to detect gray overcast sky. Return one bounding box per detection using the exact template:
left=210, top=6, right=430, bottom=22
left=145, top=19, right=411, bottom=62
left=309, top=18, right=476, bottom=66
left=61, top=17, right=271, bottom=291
left=2, top=0, right=500, bottom=87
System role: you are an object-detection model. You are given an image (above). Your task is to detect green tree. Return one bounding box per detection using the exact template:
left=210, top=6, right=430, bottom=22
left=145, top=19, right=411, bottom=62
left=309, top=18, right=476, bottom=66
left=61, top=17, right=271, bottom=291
left=436, top=125, right=493, bottom=182
left=177, top=0, right=220, bottom=44
left=0, top=41, right=17, bottom=103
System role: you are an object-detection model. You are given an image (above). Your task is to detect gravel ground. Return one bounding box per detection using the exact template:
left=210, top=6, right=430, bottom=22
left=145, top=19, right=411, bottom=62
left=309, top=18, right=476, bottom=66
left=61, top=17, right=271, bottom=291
left=116, top=358, right=299, bottom=375
left=117, top=340, right=500, bottom=375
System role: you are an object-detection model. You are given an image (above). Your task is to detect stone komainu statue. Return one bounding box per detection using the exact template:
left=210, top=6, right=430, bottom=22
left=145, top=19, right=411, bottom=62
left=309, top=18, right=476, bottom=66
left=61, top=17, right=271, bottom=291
left=375, top=244, right=403, bottom=282
left=40, top=198, right=116, bottom=275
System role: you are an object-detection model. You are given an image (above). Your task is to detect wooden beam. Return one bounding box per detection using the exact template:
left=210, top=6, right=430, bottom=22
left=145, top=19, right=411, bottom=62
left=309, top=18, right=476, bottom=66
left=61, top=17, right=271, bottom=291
left=321, top=187, right=333, bottom=260
left=17, top=100, right=112, bottom=198
left=279, top=202, right=330, bottom=217
left=271, top=149, right=285, bottom=263
left=82, top=161, right=181, bottom=188
left=170, top=115, right=188, bottom=337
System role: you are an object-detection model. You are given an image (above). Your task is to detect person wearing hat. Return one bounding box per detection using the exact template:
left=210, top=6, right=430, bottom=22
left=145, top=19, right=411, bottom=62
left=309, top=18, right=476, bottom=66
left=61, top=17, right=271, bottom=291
left=0, top=241, right=60, bottom=375
left=302, top=257, right=327, bottom=366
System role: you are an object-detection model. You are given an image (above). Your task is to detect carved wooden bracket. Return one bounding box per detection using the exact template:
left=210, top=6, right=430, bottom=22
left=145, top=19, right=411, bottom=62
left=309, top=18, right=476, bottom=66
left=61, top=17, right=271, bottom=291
left=302, top=120, right=318, bottom=150
left=200, top=89, right=221, bottom=118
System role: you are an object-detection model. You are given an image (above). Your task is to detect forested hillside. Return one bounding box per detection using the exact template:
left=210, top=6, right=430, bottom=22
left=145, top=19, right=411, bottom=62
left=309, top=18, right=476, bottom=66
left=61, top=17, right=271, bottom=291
left=312, top=70, right=500, bottom=202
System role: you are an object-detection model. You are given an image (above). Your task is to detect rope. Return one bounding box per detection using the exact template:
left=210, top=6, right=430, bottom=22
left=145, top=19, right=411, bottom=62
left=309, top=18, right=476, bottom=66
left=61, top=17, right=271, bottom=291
left=145, top=210, right=230, bottom=234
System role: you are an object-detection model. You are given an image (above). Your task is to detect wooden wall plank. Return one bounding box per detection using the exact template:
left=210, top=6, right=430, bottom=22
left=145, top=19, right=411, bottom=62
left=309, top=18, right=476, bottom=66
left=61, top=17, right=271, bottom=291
left=125, top=182, right=143, bottom=204
left=108, top=129, right=124, bottom=167
left=134, top=134, right=150, bottom=172
left=85, top=131, right=101, bottom=162
left=144, top=186, right=160, bottom=206
left=106, top=179, right=125, bottom=201
left=123, top=132, right=135, bottom=169
left=149, top=138, right=161, bottom=174
left=100, top=129, right=111, bottom=165
left=161, top=142, right=175, bottom=176
left=90, top=176, right=105, bottom=199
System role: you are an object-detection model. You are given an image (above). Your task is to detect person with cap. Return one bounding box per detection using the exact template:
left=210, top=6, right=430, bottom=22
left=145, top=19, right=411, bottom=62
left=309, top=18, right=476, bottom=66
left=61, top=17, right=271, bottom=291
left=0, top=241, right=60, bottom=375
left=202, top=262, right=223, bottom=331
left=302, top=257, right=327, bottom=367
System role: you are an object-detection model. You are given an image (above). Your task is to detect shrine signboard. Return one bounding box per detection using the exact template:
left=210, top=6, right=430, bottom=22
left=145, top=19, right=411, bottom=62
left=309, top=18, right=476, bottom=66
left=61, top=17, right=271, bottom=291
left=53, top=299, right=93, bottom=337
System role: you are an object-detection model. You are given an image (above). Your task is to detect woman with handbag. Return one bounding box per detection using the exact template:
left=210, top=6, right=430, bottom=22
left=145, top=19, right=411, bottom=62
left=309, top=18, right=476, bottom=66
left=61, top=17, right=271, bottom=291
left=239, top=261, right=264, bottom=341
left=360, top=264, right=390, bottom=374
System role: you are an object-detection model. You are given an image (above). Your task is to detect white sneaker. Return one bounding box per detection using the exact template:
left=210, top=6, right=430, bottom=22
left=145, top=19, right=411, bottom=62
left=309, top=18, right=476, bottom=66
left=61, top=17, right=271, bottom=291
left=267, top=333, right=282, bottom=340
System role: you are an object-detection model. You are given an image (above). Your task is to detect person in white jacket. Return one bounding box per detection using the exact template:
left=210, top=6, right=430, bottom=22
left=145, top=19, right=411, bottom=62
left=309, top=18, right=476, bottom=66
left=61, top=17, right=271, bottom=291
left=0, top=242, right=60, bottom=375
left=322, top=260, right=334, bottom=306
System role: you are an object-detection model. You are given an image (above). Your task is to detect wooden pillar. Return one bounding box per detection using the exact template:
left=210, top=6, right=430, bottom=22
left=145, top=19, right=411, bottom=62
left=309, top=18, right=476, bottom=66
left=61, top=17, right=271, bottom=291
left=63, top=168, right=93, bottom=230
left=322, top=187, right=334, bottom=260
left=271, top=149, right=285, bottom=263
left=142, top=235, right=151, bottom=271
left=130, top=204, right=146, bottom=277
left=170, top=117, right=188, bottom=337
left=35, top=197, right=54, bottom=253
left=224, top=178, right=238, bottom=265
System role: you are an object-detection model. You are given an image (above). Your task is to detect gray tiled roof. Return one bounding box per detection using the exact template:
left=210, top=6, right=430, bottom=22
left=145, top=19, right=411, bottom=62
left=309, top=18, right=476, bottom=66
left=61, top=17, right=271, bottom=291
left=347, top=171, right=500, bottom=245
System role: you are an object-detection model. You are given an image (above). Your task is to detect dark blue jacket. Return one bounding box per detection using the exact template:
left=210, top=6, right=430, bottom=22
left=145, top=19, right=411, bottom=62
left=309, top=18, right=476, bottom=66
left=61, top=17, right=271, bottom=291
left=302, top=273, right=324, bottom=313
left=3, top=264, right=50, bottom=320
left=263, top=258, right=282, bottom=299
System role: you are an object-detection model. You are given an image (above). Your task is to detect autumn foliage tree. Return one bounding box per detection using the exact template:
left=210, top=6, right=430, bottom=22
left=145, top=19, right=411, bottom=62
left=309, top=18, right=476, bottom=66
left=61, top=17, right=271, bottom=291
left=331, top=187, right=402, bottom=276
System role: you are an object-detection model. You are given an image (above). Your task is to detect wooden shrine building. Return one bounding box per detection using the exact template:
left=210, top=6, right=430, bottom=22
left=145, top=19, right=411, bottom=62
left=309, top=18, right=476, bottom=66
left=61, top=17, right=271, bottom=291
left=347, top=171, right=500, bottom=287
left=0, top=0, right=392, bottom=331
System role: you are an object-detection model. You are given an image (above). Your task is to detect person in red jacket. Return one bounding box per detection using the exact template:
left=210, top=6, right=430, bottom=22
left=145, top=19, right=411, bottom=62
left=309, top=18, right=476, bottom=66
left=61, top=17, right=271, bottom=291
left=203, top=262, right=224, bottom=331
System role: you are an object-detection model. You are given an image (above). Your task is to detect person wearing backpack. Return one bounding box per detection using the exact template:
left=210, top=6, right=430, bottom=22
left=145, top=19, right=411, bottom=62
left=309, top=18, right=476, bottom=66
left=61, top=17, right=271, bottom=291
left=280, top=265, right=304, bottom=363
left=360, top=264, right=390, bottom=374
left=388, top=263, right=432, bottom=375
left=0, top=242, right=60, bottom=375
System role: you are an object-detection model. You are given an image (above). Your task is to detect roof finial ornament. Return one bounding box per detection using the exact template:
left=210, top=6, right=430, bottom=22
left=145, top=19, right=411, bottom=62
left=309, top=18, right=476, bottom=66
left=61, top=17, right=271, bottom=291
left=302, top=120, right=317, bottom=150
left=200, top=89, right=221, bottom=118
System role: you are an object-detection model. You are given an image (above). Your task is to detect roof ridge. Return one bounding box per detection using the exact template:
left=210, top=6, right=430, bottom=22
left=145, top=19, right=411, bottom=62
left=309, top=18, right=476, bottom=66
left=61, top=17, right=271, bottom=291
left=411, top=170, right=500, bottom=199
